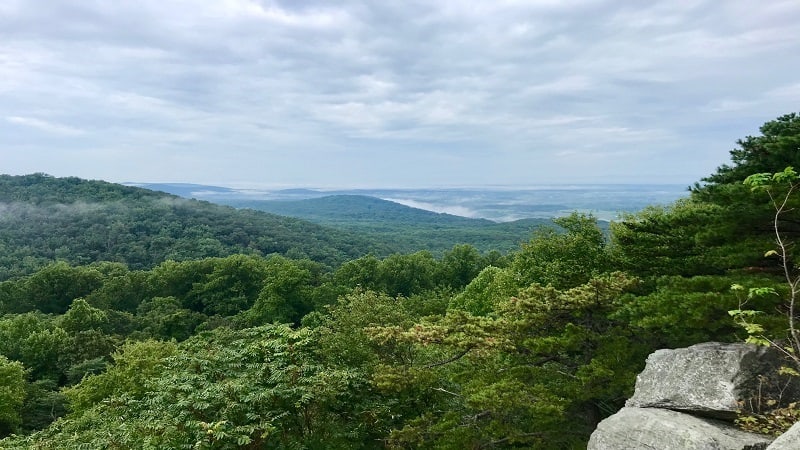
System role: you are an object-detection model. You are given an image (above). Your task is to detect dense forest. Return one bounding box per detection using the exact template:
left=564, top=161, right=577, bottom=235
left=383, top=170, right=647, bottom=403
left=219, top=194, right=555, bottom=254
left=0, top=113, right=799, bottom=449
left=0, top=176, right=394, bottom=280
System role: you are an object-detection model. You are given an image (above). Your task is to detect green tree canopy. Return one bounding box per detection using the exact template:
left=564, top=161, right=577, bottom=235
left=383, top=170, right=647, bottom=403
left=702, top=113, right=800, bottom=186
left=0, top=355, right=25, bottom=437
left=511, top=213, right=608, bottom=289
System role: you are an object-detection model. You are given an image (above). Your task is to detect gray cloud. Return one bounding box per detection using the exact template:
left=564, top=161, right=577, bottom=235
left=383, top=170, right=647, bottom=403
left=1, top=0, right=799, bottom=187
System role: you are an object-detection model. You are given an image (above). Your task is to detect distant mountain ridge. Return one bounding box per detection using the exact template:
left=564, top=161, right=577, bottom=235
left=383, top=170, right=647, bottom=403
left=131, top=182, right=689, bottom=222
left=131, top=182, right=685, bottom=254
left=227, top=195, right=495, bottom=226
left=221, top=195, right=552, bottom=254
left=127, top=183, right=554, bottom=254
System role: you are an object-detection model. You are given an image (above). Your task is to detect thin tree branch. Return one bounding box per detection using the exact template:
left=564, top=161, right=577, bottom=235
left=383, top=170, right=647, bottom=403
left=424, top=345, right=474, bottom=368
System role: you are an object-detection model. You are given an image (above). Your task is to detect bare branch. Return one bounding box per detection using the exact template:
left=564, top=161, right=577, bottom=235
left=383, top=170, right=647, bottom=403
left=432, top=387, right=461, bottom=397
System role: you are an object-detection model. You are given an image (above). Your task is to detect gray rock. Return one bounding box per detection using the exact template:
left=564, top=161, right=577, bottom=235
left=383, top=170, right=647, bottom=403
left=767, top=421, right=800, bottom=449
left=588, top=407, right=772, bottom=450
left=626, top=342, right=796, bottom=420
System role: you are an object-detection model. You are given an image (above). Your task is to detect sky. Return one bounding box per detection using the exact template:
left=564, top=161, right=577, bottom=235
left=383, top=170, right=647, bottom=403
left=1, top=0, right=799, bottom=188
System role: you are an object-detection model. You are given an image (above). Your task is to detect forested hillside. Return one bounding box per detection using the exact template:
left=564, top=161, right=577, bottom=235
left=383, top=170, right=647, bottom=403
left=1, top=113, right=799, bottom=449
left=0, top=175, right=391, bottom=280
left=225, top=195, right=554, bottom=254
left=229, top=194, right=493, bottom=225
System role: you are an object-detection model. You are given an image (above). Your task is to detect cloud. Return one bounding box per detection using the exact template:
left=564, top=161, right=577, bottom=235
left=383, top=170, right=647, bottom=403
left=766, top=82, right=800, bottom=102
left=383, top=198, right=481, bottom=218
left=1, top=0, right=799, bottom=186
left=6, top=116, right=84, bottom=136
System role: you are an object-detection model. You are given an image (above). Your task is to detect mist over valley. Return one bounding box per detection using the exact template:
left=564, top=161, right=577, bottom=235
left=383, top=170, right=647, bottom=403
left=132, top=183, right=689, bottom=222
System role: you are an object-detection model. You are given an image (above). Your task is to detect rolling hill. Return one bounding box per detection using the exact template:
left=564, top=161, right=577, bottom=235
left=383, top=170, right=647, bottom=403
left=227, top=195, right=493, bottom=225
left=0, top=174, right=391, bottom=280
left=223, top=195, right=553, bottom=254
left=130, top=183, right=573, bottom=254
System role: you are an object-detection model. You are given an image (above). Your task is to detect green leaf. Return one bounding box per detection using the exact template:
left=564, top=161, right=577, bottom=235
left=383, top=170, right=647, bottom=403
left=744, top=172, right=773, bottom=188
left=773, top=166, right=799, bottom=184
left=748, top=287, right=778, bottom=299
left=778, top=366, right=800, bottom=377
left=743, top=323, right=765, bottom=334
left=745, top=336, right=770, bottom=346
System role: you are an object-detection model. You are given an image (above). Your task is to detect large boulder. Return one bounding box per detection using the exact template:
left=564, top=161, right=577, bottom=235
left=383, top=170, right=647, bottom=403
left=626, top=342, right=796, bottom=420
left=767, top=421, right=800, bottom=450
left=588, top=407, right=772, bottom=450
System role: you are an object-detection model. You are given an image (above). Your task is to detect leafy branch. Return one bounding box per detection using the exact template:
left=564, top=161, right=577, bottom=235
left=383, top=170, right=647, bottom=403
left=734, top=167, right=800, bottom=369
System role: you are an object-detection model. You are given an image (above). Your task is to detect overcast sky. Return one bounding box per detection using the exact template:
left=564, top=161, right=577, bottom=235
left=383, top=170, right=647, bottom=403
left=2, top=0, right=799, bottom=188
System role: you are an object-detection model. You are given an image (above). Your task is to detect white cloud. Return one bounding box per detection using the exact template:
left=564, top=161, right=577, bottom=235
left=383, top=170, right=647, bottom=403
left=1, top=0, right=799, bottom=186
left=6, top=116, right=84, bottom=136
left=383, top=198, right=481, bottom=218
left=766, top=83, right=800, bottom=102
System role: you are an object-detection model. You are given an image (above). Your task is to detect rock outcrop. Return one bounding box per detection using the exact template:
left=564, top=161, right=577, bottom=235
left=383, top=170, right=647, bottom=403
left=627, top=342, right=796, bottom=420
left=767, top=421, right=800, bottom=450
left=588, top=407, right=772, bottom=450
left=587, top=342, right=800, bottom=450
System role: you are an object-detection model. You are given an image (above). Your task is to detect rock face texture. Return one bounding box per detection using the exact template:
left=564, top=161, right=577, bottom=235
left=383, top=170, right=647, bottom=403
left=767, top=421, right=800, bottom=450
left=587, top=342, right=800, bottom=450
left=588, top=407, right=772, bottom=450
left=627, top=342, right=794, bottom=420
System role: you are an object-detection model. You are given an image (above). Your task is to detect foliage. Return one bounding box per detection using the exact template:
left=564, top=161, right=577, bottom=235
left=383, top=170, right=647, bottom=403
left=136, top=296, right=205, bottom=341
left=13, top=325, right=374, bottom=449
left=0, top=355, right=25, bottom=437
left=366, top=272, right=644, bottom=448
left=611, top=201, right=725, bottom=276
left=6, top=114, right=800, bottom=448
left=511, top=213, right=608, bottom=289
left=736, top=403, right=800, bottom=437
left=702, top=113, right=800, bottom=187
left=1, top=262, right=104, bottom=314
left=241, top=256, right=318, bottom=326
left=0, top=174, right=388, bottom=280
left=729, top=167, right=800, bottom=368
left=57, top=298, right=110, bottom=334
left=449, top=266, right=518, bottom=316
left=612, top=114, right=800, bottom=277
left=19, top=379, right=67, bottom=435
left=225, top=194, right=550, bottom=255
left=724, top=166, right=800, bottom=450
left=185, top=254, right=272, bottom=316
left=63, top=339, right=179, bottom=414
left=692, top=114, right=800, bottom=265
left=615, top=274, right=780, bottom=349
